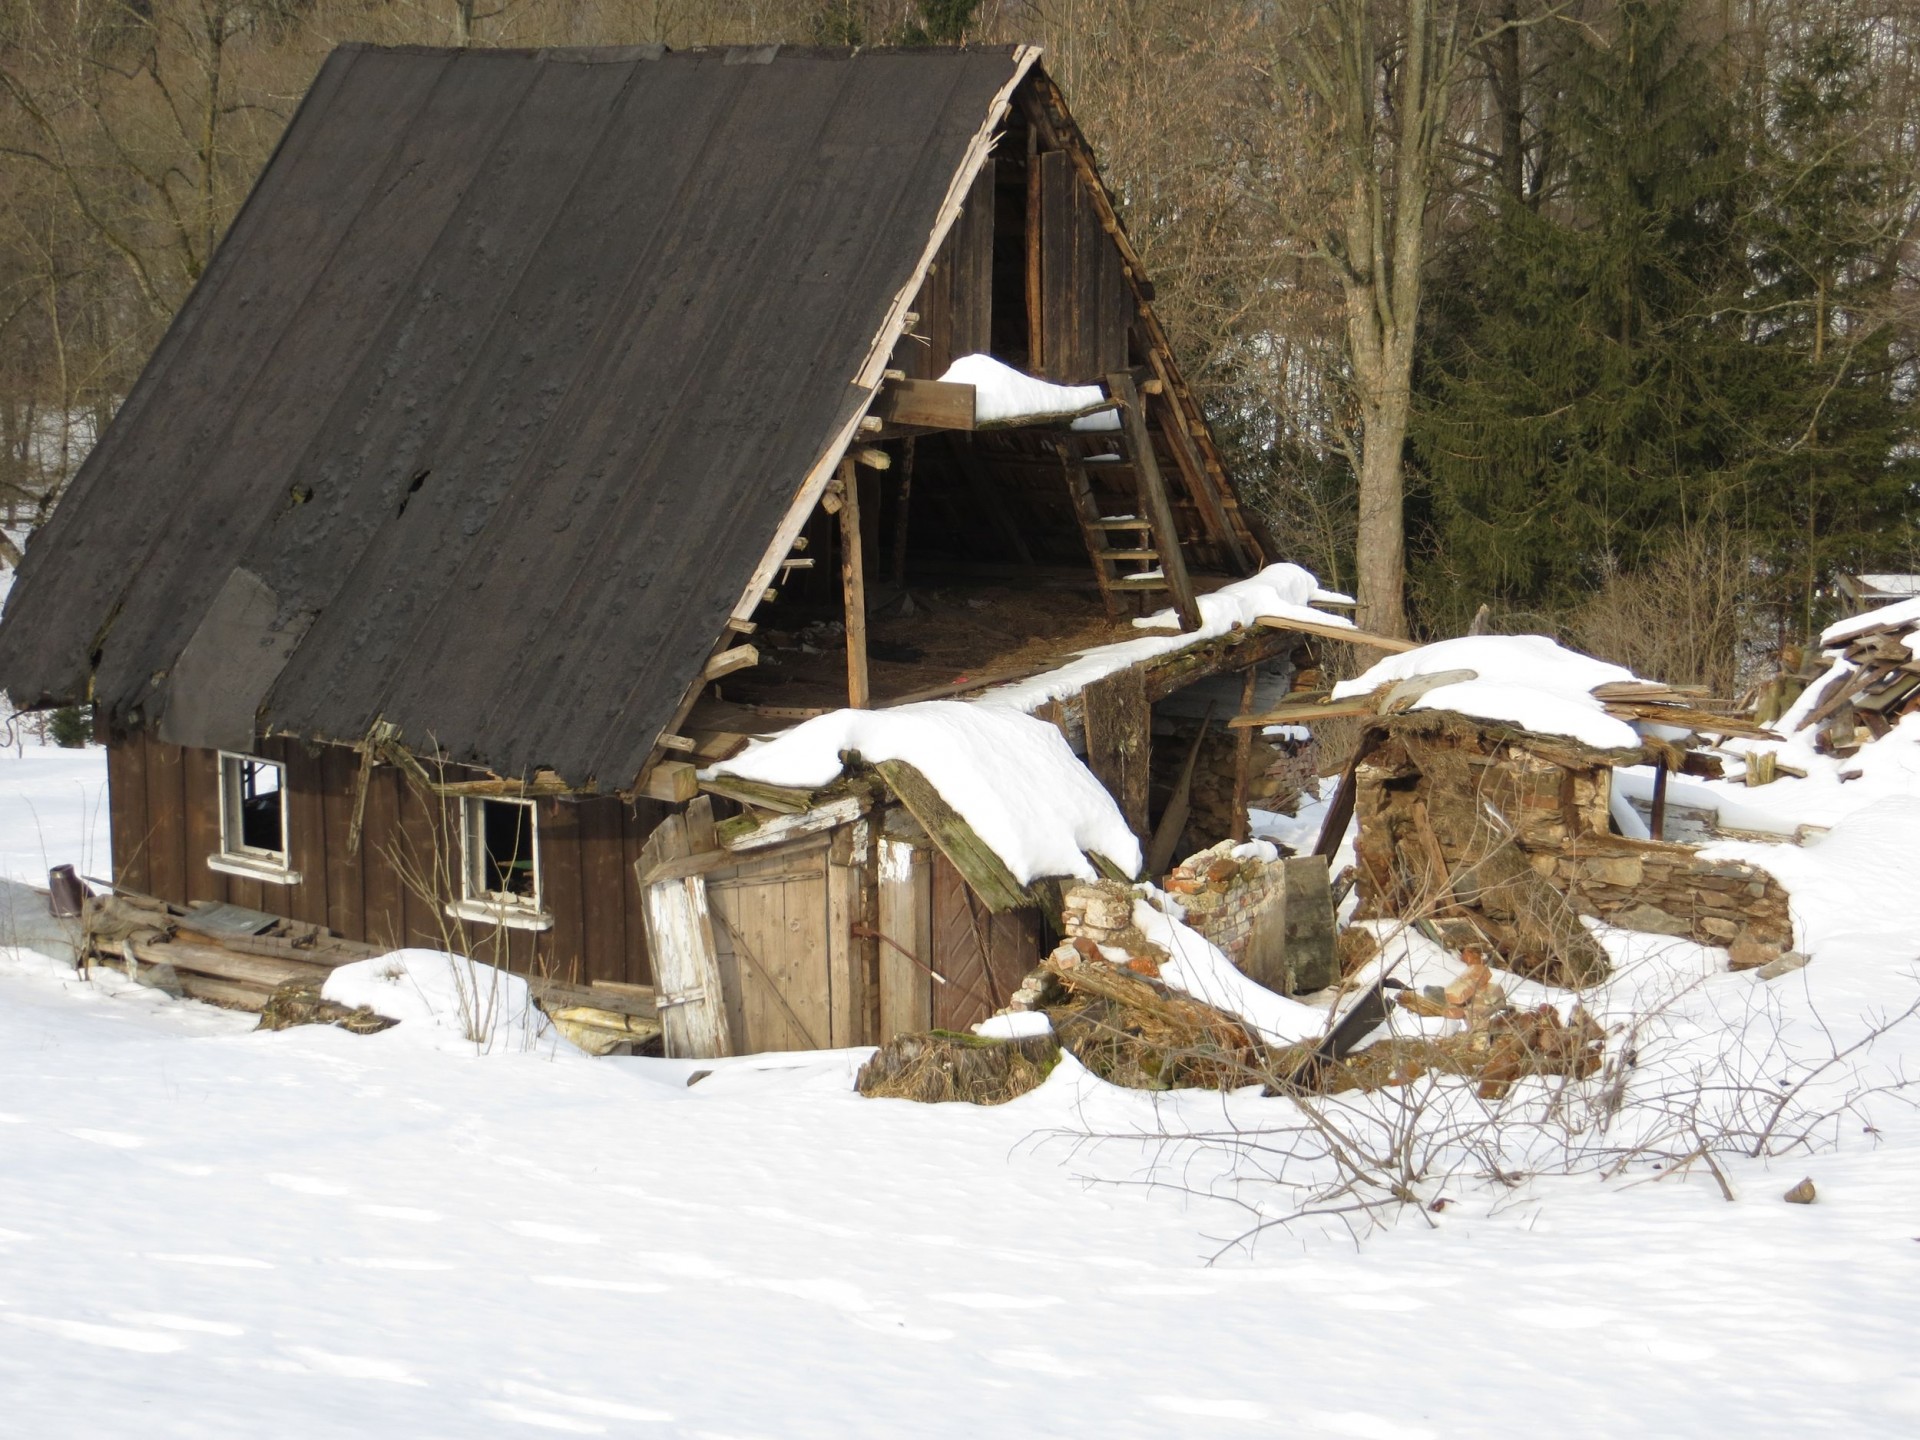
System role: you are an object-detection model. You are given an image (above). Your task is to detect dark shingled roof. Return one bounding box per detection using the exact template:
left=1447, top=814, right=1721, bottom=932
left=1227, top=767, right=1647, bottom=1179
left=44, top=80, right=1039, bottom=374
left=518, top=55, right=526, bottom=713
left=0, top=42, right=1029, bottom=789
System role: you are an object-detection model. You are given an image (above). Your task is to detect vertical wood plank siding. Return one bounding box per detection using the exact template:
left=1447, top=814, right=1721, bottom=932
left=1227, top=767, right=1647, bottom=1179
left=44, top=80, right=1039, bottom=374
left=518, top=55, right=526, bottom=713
left=106, top=727, right=662, bottom=986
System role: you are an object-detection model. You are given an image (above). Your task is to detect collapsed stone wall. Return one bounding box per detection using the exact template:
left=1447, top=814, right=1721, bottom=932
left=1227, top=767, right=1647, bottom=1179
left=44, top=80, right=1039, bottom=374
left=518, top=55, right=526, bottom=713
left=1541, top=839, right=1793, bottom=960
left=1353, top=714, right=1794, bottom=983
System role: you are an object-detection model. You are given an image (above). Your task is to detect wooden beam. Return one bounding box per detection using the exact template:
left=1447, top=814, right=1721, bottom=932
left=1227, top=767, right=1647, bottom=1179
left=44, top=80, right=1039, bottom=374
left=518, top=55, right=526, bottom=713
left=1150, top=386, right=1247, bottom=571
left=1228, top=696, right=1379, bottom=728
left=1255, top=613, right=1420, bottom=653
left=702, top=645, right=760, bottom=682
left=1231, top=666, right=1257, bottom=844
left=836, top=459, right=870, bottom=709
left=1107, top=371, right=1201, bottom=631
left=874, top=759, right=1032, bottom=912
left=1313, top=754, right=1362, bottom=859
left=640, top=760, right=698, bottom=803
left=873, top=378, right=976, bottom=431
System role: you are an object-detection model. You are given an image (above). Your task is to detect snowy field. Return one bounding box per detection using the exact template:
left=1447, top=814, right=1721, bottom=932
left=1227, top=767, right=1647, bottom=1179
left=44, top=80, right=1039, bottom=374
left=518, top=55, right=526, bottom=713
left=4, top=742, right=1920, bottom=1436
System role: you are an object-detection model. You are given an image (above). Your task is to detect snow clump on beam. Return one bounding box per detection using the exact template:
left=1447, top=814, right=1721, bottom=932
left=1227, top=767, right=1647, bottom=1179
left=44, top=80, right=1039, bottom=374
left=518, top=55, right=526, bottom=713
left=713, top=701, right=1143, bottom=884
left=1821, top=593, right=1920, bottom=648
left=1334, top=635, right=1643, bottom=751
left=938, top=353, right=1120, bottom=430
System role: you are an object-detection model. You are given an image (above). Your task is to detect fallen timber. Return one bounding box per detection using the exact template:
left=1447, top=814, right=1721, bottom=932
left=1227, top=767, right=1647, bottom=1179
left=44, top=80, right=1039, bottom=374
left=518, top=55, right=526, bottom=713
left=79, top=887, right=657, bottom=1049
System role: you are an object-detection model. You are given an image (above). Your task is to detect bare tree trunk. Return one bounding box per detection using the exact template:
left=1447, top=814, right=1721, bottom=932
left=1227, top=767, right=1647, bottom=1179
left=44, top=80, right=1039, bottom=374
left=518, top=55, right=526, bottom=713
left=1293, top=0, right=1472, bottom=640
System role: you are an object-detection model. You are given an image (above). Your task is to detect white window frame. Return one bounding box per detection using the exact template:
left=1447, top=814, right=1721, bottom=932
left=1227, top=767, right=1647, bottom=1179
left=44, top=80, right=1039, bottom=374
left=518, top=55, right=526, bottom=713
left=446, top=795, right=551, bottom=932
left=208, top=751, right=300, bottom=885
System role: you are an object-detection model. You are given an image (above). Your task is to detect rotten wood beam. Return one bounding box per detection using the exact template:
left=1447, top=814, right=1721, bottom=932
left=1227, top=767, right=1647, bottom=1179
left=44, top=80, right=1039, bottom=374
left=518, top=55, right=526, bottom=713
left=1231, top=666, right=1257, bottom=844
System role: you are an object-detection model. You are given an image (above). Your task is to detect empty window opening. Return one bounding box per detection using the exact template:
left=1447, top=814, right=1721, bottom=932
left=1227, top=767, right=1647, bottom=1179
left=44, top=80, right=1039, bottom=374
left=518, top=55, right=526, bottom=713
left=216, top=753, right=290, bottom=873
left=463, top=797, right=540, bottom=912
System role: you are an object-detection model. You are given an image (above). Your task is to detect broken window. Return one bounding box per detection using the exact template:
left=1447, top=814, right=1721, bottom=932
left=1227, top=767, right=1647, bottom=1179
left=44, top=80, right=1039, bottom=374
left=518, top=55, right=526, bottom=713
left=212, top=752, right=293, bottom=881
left=461, top=797, right=541, bottom=914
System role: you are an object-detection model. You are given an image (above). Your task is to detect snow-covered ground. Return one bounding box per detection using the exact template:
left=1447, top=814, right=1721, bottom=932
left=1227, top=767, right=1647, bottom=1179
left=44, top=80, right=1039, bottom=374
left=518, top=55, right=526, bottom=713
left=4, top=737, right=1920, bottom=1434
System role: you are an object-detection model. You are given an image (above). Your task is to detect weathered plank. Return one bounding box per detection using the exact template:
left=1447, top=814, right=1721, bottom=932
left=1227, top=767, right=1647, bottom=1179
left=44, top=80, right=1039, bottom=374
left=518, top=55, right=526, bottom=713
left=636, top=814, right=731, bottom=1059
left=873, top=759, right=1031, bottom=913
left=1082, top=666, right=1151, bottom=840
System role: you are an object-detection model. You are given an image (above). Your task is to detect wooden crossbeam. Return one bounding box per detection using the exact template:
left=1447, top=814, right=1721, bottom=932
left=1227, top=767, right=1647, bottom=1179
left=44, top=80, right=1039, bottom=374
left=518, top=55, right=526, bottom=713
left=873, top=377, right=976, bottom=431
left=1255, top=613, right=1420, bottom=652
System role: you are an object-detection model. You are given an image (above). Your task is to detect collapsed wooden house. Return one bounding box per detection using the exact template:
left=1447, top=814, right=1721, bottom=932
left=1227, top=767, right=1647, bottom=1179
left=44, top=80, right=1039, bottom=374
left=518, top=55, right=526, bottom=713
left=0, top=43, right=1359, bottom=1054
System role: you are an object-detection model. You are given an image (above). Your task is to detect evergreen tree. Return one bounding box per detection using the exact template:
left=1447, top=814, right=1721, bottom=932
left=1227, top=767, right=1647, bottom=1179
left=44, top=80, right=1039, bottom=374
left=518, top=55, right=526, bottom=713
left=1412, top=0, right=1754, bottom=627
left=1739, top=24, right=1920, bottom=638
left=1411, top=2, right=1917, bottom=643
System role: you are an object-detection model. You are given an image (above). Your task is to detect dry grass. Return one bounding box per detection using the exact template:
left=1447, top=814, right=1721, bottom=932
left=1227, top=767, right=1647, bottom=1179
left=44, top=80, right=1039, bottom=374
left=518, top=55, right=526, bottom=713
left=856, top=1030, right=1061, bottom=1105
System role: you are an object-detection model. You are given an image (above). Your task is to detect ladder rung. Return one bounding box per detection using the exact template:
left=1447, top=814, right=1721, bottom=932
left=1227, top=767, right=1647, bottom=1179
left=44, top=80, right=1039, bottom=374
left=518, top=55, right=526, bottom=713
left=1112, top=575, right=1169, bottom=590
left=1095, top=517, right=1152, bottom=530
left=1095, top=548, right=1158, bottom=562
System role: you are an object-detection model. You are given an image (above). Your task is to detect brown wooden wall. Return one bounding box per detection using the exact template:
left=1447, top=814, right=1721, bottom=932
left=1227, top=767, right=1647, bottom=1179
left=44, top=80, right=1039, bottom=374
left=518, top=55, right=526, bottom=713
left=106, top=727, right=667, bottom=986
left=890, top=124, right=1131, bottom=386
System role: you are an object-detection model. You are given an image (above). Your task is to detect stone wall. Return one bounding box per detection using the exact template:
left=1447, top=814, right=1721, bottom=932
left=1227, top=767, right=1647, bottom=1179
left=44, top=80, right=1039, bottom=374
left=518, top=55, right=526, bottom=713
left=1540, top=838, right=1793, bottom=955
left=1170, top=842, right=1337, bottom=994
left=1352, top=715, right=1794, bottom=981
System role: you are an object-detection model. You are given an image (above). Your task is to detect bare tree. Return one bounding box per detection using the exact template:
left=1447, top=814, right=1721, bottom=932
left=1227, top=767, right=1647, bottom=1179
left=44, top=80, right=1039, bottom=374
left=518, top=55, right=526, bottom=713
left=1270, top=0, right=1497, bottom=638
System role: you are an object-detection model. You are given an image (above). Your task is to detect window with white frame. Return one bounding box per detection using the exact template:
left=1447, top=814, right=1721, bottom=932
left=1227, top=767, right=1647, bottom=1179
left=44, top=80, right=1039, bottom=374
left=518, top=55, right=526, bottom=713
left=211, top=752, right=296, bottom=882
left=451, top=796, right=547, bottom=928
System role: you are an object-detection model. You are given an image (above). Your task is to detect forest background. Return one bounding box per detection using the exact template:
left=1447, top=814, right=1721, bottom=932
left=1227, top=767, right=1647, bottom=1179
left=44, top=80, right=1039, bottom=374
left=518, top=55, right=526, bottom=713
left=3, top=0, right=1916, bottom=691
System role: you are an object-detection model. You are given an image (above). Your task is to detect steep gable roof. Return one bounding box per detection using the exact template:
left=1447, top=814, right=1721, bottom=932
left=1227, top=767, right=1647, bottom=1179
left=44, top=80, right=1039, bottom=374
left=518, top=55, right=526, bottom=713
left=0, top=42, right=1035, bottom=788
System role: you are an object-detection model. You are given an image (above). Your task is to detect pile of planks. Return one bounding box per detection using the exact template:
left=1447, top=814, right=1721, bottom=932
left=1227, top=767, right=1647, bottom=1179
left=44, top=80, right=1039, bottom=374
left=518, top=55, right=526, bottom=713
left=82, top=890, right=383, bottom=1012
left=1794, top=617, right=1920, bottom=755
left=1586, top=680, right=1776, bottom=740
left=81, top=887, right=660, bottom=1051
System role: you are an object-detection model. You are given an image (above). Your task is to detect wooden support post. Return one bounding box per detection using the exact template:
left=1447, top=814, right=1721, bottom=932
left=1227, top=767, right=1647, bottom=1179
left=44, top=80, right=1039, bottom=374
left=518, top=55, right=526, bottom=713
left=1025, top=126, right=1044, bottom=371
left=1231, top=666, right=1257, bottom=843
left=1650, top=757, right=1669, bottom=842
left=890, top=436, right=915, bottom=589
left=1107, top=371, right=1201, bottom=631
left=836, top=458, right=870, bottom=709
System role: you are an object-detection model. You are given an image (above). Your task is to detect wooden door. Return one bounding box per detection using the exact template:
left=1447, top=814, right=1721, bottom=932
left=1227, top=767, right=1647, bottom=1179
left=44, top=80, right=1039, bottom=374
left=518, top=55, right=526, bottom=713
left=929, top=853, right=1045, bottom=1033
left=706, top=841, right=834, bottom=1055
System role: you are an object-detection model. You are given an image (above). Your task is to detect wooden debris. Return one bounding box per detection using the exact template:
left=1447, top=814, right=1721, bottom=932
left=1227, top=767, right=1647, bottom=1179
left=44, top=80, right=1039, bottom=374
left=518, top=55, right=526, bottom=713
left=1253, top=613, right=1420, bottom=653
left=1795, top=615, right=1920, bottom=752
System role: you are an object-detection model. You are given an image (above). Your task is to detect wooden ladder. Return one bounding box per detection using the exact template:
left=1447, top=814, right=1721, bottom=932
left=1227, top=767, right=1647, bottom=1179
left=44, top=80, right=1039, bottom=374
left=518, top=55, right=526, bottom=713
left=1061, top=454, right=1166, bottom=617
left=1057, top=374, right=1202, bottom=630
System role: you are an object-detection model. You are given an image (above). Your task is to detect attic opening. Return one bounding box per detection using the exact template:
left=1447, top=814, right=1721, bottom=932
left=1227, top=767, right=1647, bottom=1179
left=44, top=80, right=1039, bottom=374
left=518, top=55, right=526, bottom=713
left=702, top=86, right=1253, bottom=723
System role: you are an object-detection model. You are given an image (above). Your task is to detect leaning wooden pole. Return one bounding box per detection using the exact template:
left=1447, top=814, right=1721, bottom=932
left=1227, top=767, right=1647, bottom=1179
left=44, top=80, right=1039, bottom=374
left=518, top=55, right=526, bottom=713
left=1230, top=665, right=1257, bottom=843
left=836, top=457, right=871, bottom=709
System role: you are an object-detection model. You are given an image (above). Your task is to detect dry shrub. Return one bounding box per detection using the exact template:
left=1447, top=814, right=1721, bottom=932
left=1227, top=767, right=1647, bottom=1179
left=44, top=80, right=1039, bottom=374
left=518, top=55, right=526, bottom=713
left=256, top=977, right=395, bottom=1035
left=856, top=1030, right=1060, bottom=1105
left=1569, top=531, right=1756, bottom=694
